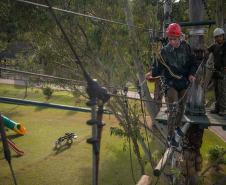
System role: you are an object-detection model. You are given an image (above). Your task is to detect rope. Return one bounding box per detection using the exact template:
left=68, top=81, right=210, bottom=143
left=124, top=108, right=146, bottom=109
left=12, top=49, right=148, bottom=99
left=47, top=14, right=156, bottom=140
left=158, top=53, right=183, bottom=80
left=15, top=0, right=152, bottom=32
left=0, top=66, right=189, bottom=106
left=0, top=65, right=196, bottom=109
left=0, top=67, right=127, bottom=92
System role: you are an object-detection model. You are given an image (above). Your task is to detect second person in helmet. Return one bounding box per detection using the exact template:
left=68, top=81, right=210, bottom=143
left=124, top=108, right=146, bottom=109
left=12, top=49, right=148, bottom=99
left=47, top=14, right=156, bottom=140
left=208, top=27, right=226, bottom=116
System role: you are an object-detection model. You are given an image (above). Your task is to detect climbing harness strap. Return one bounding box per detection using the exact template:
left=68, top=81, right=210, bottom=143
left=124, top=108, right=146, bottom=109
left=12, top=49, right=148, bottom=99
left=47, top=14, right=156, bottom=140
left=158, top=52, right=183, bottom=80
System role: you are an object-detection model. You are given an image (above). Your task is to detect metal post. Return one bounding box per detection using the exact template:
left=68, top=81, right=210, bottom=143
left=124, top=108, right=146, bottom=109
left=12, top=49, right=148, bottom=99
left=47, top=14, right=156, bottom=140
left=163, top=0, right=172, bottom=37
left=35, top=3, right=110, bottom=184
left=96, top=103, right=104, bottom=184
left=91, top=104, right=98, bottom=185
left=186, top=0, right=206, bottom=115
left=86, top=95, right=107, bottom=185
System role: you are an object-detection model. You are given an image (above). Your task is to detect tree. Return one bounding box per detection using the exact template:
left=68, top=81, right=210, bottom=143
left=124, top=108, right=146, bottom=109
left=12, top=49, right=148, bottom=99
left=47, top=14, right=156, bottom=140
left=1, top=1, right=222, bottom=183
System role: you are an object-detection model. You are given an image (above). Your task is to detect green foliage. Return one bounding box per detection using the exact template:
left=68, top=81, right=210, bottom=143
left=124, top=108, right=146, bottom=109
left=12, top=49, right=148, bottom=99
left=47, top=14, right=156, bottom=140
left=110, top=126, right=128, bottom=137
left=172, top=0, right=189, bottom=23
left=42, top=86, right=54, bottom=100
left=208, top=145, right=226, bottom=164
left=170, top=168, right=182, bottom=179
left=1, top=0, right=160, bottom=84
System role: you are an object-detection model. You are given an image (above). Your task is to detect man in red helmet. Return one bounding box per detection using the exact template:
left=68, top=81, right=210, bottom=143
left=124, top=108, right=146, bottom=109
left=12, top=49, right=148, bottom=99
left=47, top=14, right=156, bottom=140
left=152, top=23, right=198, bottom=140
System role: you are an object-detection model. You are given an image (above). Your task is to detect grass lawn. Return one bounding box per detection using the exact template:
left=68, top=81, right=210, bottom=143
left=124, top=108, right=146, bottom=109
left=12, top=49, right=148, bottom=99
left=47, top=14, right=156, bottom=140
left=126, top=81, right=155, bottom=93
left=0, top=84, right=86, bottom=107
left=0, top=83, right=225, bottom=185
left=0, top=103, right=225, bottom=185
left=0, top=103, right=144, bottom=185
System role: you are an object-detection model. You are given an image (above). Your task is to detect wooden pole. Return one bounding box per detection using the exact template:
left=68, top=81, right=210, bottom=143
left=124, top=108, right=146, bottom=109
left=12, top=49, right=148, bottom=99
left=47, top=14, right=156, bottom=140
left=184, top=1, right=206, bottom=184
left=189, top=0, right=204, bottom=50
left=136, top=175, right=152, bottom=185
left=186, top=0, right=205, bottom=115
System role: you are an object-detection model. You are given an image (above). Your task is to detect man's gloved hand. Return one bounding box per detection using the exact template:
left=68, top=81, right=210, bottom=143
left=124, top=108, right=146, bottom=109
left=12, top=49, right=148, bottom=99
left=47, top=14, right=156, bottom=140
left=145, top=71, right=160, bottom=82
left=145, top=71, right=152, bottom=80
left=188, top=75, right=196, bottom=82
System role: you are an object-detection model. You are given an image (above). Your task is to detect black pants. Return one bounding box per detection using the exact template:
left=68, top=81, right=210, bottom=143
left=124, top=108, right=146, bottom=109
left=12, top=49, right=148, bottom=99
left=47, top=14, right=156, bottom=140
left=214, top=77, right=226, bottom=112
left=214, top=78, right=220, bottom=111
left=166, top=87, right=187, bottom=138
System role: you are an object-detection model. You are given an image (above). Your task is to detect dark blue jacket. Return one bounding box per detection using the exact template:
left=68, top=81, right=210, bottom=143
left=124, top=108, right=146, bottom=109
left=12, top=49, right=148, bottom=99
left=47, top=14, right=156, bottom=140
left=208, top=42, right=226, bottom=71
left=152, top=41, right=198, bottom=91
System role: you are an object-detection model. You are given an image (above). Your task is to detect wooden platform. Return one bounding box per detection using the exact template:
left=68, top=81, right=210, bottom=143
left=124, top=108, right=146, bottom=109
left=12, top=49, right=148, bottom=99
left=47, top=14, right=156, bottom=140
left=155, top=110, right=226, bottom=130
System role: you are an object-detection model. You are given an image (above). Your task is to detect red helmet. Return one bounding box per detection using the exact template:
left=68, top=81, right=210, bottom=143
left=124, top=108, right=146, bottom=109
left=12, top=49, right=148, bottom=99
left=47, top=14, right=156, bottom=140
left=166, top=23, right=182, bottom=37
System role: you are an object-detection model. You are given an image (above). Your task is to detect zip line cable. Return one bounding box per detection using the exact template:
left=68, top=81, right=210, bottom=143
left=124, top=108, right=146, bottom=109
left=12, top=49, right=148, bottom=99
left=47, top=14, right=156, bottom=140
left=0, top=67, right=138, bottom=92
left=0, top=67, right=85, bottom=85
left=0, top=69, right=178, bottom=106
left=15, top=0, right=152, bottom=32
left=0, top=66, right=191, bottom=106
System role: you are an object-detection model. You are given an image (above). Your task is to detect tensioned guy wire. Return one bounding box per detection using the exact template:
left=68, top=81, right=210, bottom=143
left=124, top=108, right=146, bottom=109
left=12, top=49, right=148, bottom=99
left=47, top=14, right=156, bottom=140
left=16, top=0, right=152, bottom=32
